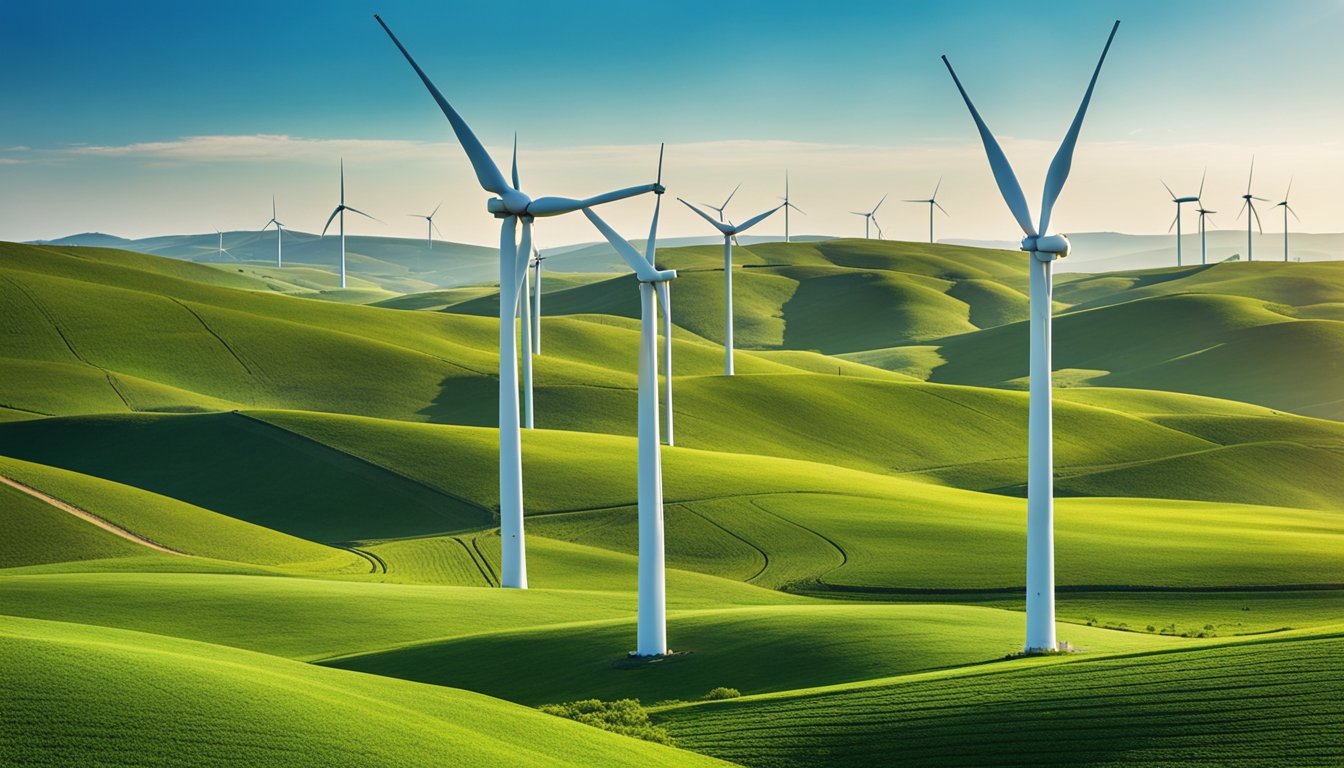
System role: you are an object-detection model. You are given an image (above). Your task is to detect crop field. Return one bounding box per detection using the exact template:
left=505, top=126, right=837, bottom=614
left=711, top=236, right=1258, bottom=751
left=1, top=239, right=1340, bottom=765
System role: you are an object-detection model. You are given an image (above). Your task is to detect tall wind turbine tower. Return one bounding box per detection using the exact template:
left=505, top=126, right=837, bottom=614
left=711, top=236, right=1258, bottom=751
left=680, top=199, right=782, bottom=376
left=850, top=195, right=887, bottom=239
left=410, top=203, right=443, bottom=249
left=905, top=179, right=948, bottom=243
left=261, top=196, right=285, bottom=267
left=1273, top=179, right=1299, bottom=263
left=321, top=159, right=378, bottom=288
left=780, top=171, right=805, bottom=243
left=1196, top=204, right=1216, bottom=265
left=1163, top=172, right=1202, bottom=266
left=1237, top=159, right=1267, bottom=262
left=377, top=15, right=663, bottom=589
left=581, top=146, right=676, bottom=656
left=943, top=19, right=1120, bottom=653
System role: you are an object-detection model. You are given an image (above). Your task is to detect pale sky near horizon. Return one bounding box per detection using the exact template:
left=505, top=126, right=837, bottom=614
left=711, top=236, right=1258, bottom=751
left=2, top=0, right=1342, bottom=248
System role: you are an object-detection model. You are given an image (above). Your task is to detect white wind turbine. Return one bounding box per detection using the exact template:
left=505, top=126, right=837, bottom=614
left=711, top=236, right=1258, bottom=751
left=1196, top=203, right=1217, bottom=265
left=410, top=203, right=443, bottom=249
left=208, top=229, right=234, bottom=261
left=520, top=237, right=535, bottom=430
left=943, top=19, right=1120, bottom=653
left=905, top=179, right=948, bottom=243
left=261, top=196, right=285, bottom=267
left=780, top=171, right=805, bottom=243
left=1273, top=178, right=1299, bottom=263
left=1237, top=158, right=1267, bottom=262
left=704, top=184, right=741, bottom=223
left=530, top=247, right=546, bottom=355
left=679, top=198, right=783, bottom=376
left=1162, top=172, right=1203, bottom=267
left=321, top=159, right=378, bottom=288
left=850, top=195, right=887, bottom=239
left=377, top=14, right=663, bottom=589
left=581, top=147, right=676, bottom=656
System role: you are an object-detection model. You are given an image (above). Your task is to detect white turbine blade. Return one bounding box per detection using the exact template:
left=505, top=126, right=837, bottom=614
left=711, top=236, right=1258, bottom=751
left=431, top=201, right=442, bottom=217
left=582, top=208, right=670, bottom=282
left=932, top=176, right=943, bottom=200
left=678, top=198, right=734, bottom=234
left=344, top=206, right=380, bottom=223
left=1168, top=212, right=1179, bottom=233
left=1288, top=205, right=1300, bottom=223
left=375, top=15, right=513, bottom=196
left=721, top=183, right=742, bottom=210
left=788, top=202, right=807, bottom=215
left=1236, top=200, right=1247, bottom=221
left=1037, top=19, right=1120, bottom=237
left=1161, top=179, right=1176, bottom=200
left=511, top=133, right=520, bottom=190
left=1246, top=157, right=1254, bottom=195
left=528, top=183, right=661, bottom=218
left=941, top=55, right=1036, bottom=236
left=1250, top=202, right=1264, bottom=234
left=872, top=216, right=884, bottom=239
left=1198, top=168, right=1206, bottom=200
left=644, top=143, right=665, bottom=263
left=1284, top=176, right=1293, bottom=201
left=871, top=194, right=887, bottom=215
left=734, top=204, right=784, bottom=234
left=431, top=219, right=443, bottom=237
left=320, top=207, right=341, bottom=237
left=934, top=201, right=949, bottom=216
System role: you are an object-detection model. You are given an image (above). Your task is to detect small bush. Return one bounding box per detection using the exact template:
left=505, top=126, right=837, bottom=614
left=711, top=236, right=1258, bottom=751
left=538, top=699, right=673, bottom=745
left=702, top=687, right=741, bottom=701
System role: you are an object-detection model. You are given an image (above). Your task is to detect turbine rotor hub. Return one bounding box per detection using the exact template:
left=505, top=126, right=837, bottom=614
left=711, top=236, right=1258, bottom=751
left=1022, top=233, right=1070, bottom=260
left=488, top=190, right=533, bottom=217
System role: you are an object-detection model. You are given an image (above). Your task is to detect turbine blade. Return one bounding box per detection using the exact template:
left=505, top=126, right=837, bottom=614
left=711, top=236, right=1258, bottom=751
left=941, top=55, right=1037, bottom=236
left=871, top=194, right=887, bottom=214
left=321, top=207, right=341, bottom=237
left=431, top=201, right=442, bottom=217
left=1250, top=203, right=1263, bottom=234
left=934, top=201, right=949, bottom=216
left=932, top=176, right=942, bottom=200
left=1289, top=205, right=1300, bottom=223
left=344, top=206, right=380, bottom=222
left=511, top=133, right=520, bottom=190
left=582, top=208, right=667, bottom=282
left=1161, top=179, right=1176, bottom=200
left=721, top=183, right=742, bottom=210
left=1168, top=212, right=1178, bottom=233
left=527, top=183, right=659, bottom=217
left=678, top=198, right=734, bottom=234
left=1247, top=156, right=1255, bottom=195
left=1198, top=168, right=1206, bottom=200
left=645, top=195, right=661, bottom=263
left=656, top=142, right=665, bottom=186
left=872, top=216, right=884, bottom=239
left=375, top=15, right=513, bottom=196
left=734, top=204, right=784, bottom=234
left=431, top=220, right=443, bottom=237
left=1284, top=176, right=1293, bottom=201
left=789, top=202, right=807, bottom=215
left=1037, top=19, right=1120, bottom=236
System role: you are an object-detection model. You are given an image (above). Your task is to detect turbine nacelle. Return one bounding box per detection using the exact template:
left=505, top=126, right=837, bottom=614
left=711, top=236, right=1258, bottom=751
left=1022, top=233, right=1070, bottom=260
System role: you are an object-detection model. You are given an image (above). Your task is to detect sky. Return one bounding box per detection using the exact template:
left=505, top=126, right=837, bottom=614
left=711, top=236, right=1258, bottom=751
left=2, top=0, right=1342, bottom=248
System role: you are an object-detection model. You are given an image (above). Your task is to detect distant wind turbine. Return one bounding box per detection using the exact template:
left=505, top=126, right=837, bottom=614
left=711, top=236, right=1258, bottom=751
left=1273, top=178, right=1299, bottom=263
left=520, top=244, right=535, bottom=430
left=581, top=147, right=677, bottom=656
left=944, top=19, right=1120, bottom=653
left=680, top=198, right=783, bottom=376
left=210, top=229, right=234, bottom=261
left=530, top=247, right=546, bottom=355
left=410, top=203, right=443, bottom=249
left=1196, top=203, right=1217, bottom=265
left=321, top=159, right=379, bottom=288
left=703, top=184, right=741, bottom=223
left=377, top=14, right=663, bottom=589
left=905, top=179, right=948, bottom=243
left=779, top=171, right=805, bottom=243
left=1236, top=158, right=1267, bottom=262
left=1163, top=172, right=1203, bottom=267
left=850, top=195, right=887, bottom=239
left=261, top=196, right=284, bottom=267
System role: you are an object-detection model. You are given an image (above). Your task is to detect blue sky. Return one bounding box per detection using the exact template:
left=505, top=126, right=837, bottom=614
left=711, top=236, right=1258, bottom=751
left=3, top=0, right=1341, bottom=246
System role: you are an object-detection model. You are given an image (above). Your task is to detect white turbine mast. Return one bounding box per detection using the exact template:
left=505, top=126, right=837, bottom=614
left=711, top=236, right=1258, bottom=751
left=1273, top=178, right=1299, bottom=263
left=581, top=145, right=676, bottom=656
left=1162, top=172, right=1202, bottom=267
left=779, top=171, right=805, bottom=243
left=850, top=195, right=887, bottom=239
left=377, top=14, right=664, bottom=589
left=1195, top=203, right=1217, bottom=266
left=1236, top=158, right=1267, bottom=262
left=943, top=18, right=1120, bottom=653
left=679, top=196, right=783, bottom=376
left=530, top=247, right=546, bottom=356
left=904, top=178, right=948, bottom=244
left=410, top=202, right=443, bottom=249
left=321, top=159, right=379, bottom=288
left=261, top=196, right=285, bottom=267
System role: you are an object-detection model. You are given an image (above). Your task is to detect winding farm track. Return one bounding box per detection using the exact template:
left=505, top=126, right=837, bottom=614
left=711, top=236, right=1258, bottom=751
left=0, top=473, right=186, bottom=556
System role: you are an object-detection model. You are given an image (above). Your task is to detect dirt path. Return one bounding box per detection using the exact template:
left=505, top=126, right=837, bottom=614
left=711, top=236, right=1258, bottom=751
left=0, top=473, right=186, bottom=556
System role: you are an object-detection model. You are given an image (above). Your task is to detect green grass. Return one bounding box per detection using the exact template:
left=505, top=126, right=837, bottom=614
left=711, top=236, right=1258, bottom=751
left=0, top=482, right=151, bottom=568
left=0, top=615, right=725, bottom=767
left=654, top=627, right=1344, bottom=768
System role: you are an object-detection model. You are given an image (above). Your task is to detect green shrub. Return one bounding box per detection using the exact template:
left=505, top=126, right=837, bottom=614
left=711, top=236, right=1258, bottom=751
left=538, top=699, right=673, bottom=745
left=702, top=687, right=741, bottom=701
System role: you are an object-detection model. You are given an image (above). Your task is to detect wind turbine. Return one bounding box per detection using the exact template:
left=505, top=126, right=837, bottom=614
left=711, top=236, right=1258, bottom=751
left=1236, top=158, right=1267, bottom=262
left=261, top=196, right=284, bottom=267
left=780, top=171, right=805, bottom=243
left=581, top=147, right=676, bottom=656
left=704, top=184, right=741, bottom=222
left=1273, top=178, right=1299, bottom=263
left=520, top=241, right=535, bottom=430
left=376, top=14, right=663, bottom=589
left=905, top=179, right=948, bottom=243
left=679, top=198, right=782, bottom=376
left=1196, top=204, right=1216, bottom=265
left=943, top=19, right=1120, bottom=653
left=1162, top=172, right=1202, bottom=266
left=530, top=247, right=546, bottom=355
left=410, top=203, right=443, bottom=249
left=209, top=229, right=234, bottom=261
left=321, top=159, right=378, bottom=288
left=850, top=195, right=887, bottom=239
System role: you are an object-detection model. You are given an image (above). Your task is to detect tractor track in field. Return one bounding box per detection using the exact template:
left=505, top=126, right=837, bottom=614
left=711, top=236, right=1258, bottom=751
left=677, top=503, right=771, bottom=583
left=342, top=545, right=388, bottom=574
left=0, top=473, right=187, bottom=556
left=169, top=298, right=257, bottom=376
left=468, top=536, right=500, bottom=586
left=747, top=498, right=850, bottom=579
left=454, top=536, right=498, bottom=587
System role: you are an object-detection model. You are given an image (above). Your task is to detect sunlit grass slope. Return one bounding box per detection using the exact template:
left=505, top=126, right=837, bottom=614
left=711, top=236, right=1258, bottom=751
left=656, top=628, right=1344, bottom=768
left=0, top=615, right=726, bottom=768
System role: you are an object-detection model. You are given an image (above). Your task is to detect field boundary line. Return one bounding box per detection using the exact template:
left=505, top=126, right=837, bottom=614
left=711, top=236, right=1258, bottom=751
left=0, top=473, right=186, bottom=557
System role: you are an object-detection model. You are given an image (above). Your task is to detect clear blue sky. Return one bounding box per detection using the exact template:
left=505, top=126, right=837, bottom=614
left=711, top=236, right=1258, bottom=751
left=3, top=0, right=1341, bottom=245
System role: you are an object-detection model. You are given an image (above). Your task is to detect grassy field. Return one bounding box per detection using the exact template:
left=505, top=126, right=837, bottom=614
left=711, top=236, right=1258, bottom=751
left=1, top=238, right=1339, bottom=766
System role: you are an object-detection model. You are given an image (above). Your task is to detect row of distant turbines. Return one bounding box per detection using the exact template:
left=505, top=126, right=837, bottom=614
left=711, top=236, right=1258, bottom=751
left=1163, top=161, right=1300, bottom=265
